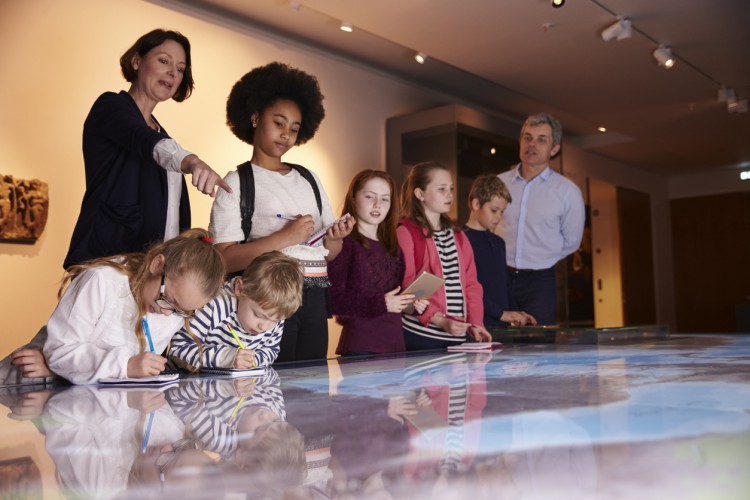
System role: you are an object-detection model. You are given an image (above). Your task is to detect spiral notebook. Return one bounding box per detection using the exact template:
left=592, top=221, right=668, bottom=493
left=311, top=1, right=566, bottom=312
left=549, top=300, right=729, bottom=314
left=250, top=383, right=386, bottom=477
left=446, top=342, right=503, bottom=352
left=305, top=213, right=351, bottom=246
left=98, top=373, right=179, bottom=387
left=200, top=367, right=266, bottom=378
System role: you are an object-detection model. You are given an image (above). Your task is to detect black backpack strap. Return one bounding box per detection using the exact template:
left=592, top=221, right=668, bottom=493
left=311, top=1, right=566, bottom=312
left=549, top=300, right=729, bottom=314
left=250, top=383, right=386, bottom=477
left=286, top=163, right=322, bottom=215
left=238, top=162, right=321, bottom=244
left=237, top=161, right=255, bottom=242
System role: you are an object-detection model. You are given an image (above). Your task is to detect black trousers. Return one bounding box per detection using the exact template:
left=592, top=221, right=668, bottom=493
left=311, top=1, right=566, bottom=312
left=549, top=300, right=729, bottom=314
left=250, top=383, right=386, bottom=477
left=275, top=286, right=330, bottom=363
left=508, top=266, right=557, bottom=325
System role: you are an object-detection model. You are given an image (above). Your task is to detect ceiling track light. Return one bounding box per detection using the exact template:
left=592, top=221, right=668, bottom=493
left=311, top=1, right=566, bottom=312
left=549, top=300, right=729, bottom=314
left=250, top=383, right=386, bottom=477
left=340, top=22, right=353, bottom=33
left=653, top=46, right=675, bottom=69
left=414, top=52, right=427, bottom=64
left=727, top=97, right=748, bottom=114
left=551, top=0, right=565, bottom=7
left=601, top=18, right=632, bottom=41
left=718, top=87, right=736, bottom=103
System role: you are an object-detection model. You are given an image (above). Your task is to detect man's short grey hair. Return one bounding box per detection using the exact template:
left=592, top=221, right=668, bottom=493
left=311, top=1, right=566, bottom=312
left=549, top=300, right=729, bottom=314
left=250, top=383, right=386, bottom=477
left=523, top=113, right=563, bottom=146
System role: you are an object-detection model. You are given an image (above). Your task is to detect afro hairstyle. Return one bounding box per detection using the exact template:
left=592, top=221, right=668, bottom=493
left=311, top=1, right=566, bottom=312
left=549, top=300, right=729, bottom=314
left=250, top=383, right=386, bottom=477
left=226, top=62, right=326, bottom=146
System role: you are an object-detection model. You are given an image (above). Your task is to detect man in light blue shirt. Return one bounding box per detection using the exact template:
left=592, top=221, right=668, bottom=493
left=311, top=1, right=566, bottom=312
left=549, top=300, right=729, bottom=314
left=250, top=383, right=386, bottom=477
left=498, top=113, right=585, bottom=325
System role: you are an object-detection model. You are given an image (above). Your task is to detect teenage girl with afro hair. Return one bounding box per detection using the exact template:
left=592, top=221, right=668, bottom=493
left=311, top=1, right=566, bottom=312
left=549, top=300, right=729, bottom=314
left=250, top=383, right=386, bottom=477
left=210, top=62, right=355, bottom=363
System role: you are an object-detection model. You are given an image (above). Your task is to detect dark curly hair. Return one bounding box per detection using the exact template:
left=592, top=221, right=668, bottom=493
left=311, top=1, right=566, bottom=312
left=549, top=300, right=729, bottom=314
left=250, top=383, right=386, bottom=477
left=120, top=29, right=194, bottom=102
left=226, top=62, right=325, bottom=146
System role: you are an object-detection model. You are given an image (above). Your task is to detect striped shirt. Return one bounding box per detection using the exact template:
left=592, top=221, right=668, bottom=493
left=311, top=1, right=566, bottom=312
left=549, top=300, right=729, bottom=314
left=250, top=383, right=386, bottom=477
left=169, top=280, right=283, bottom=369
left=403, top=228, right=466, bottom=343
left=166, top=374, right=285, bottom=459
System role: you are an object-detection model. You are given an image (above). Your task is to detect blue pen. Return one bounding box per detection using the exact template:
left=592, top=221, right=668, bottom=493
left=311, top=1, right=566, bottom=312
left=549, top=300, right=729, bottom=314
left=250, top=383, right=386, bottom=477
left=276, top=214, right=297, bottom=221
left=142, top=317, right=155, bottom=353
left=141, top=411, right=155, bottom=454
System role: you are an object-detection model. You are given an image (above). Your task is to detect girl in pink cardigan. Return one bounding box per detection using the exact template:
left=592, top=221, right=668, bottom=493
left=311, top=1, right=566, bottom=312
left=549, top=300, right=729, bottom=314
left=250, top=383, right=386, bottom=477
left=397, top=162, right=492, bottom=350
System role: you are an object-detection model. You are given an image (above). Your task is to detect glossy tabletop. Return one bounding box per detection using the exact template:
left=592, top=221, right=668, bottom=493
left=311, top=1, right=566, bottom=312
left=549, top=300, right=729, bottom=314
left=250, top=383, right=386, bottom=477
left=1, top=333, right=749, bottom=499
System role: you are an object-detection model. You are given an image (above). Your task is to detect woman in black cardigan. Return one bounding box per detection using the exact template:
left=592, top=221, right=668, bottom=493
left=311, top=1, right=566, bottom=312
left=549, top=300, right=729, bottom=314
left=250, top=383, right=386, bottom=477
left=64, top=29, right=230, bottom=269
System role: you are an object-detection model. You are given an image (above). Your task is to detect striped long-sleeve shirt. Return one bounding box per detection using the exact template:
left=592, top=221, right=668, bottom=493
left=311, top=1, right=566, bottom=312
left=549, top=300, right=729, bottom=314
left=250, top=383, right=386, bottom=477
left=169, top=280, right=283, bottom=369
left=166, top=373, right=285, bottom=458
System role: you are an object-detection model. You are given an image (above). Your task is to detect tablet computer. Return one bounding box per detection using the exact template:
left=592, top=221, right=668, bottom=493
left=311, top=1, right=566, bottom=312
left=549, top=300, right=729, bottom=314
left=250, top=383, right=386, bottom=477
left=400, top=271, right=444, bottom=314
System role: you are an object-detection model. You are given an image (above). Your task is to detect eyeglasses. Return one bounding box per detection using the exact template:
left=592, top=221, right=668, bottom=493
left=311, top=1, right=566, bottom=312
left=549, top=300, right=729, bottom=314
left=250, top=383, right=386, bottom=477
left=155, top=438, right=195, bottom=488
left=155, top=271, right=195, bottom=318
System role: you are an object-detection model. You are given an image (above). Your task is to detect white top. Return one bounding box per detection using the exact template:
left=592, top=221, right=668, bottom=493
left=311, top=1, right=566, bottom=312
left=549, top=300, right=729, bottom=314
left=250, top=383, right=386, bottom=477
left=153, top=138, right=191, bottom=240
left=209, top=163, right=334, bottom=264
left=498, top=165, right=585, bottom=270
left=43, top=265, right=184, bottom=385
left=45, top=386, right=185, bottom=499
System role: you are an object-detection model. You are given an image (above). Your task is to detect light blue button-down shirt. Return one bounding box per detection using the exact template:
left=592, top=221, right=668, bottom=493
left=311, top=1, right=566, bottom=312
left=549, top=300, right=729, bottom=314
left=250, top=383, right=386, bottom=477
left=498, top=164, right=585, bottom=270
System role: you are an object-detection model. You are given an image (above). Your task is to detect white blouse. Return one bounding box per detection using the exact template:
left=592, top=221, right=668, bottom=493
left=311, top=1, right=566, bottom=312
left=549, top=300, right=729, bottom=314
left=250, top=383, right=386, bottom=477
left=209, top=163, right=335, bottom=265
left=43, top=265, right=184, bottom=385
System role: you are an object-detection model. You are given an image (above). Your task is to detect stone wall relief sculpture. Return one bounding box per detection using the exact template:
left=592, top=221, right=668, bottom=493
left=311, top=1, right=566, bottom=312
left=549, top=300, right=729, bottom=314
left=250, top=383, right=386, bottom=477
left=0, top=174, right=49, bottom=243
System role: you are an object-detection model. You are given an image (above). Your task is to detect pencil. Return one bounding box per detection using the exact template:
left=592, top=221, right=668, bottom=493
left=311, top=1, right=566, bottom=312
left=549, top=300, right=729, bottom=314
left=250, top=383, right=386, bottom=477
left=142, top=317, right=155, bottom=353
left=444, top=314, right=478, bottom=329
left=227, top=323, right=245, bottom=349
left=228, top=395, right=246, bottom=424
left=227, top=323, right=257, bottom=368
left=141, top=411, right=155, bottom=454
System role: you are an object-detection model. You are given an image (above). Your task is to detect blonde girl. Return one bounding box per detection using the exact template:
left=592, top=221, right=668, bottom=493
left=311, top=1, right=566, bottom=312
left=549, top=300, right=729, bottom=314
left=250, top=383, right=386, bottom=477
left=43, top=228, right=225, bottom=384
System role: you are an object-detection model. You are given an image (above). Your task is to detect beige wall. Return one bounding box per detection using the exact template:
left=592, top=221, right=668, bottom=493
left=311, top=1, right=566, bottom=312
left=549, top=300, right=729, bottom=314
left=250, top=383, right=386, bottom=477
left=4, top=0, right=736, bottom=357
left=0, top=0, right=438, bottom=357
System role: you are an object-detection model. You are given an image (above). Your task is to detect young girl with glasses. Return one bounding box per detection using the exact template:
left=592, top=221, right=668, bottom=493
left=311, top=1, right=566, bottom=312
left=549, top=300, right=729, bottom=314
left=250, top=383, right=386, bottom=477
left=398, top=162, right=492, bottom=350
left=3, top=229, right=225, bottom=386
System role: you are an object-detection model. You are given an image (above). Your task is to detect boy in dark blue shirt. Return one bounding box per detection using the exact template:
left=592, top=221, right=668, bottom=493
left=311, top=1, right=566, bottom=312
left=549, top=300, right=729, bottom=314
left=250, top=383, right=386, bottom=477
left=463, top=175, right=536, bottom=328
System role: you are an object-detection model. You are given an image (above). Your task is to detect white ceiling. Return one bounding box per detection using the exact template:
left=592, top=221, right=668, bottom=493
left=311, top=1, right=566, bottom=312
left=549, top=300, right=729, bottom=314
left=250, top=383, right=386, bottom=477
left=162, top=0, right=750, bottom=177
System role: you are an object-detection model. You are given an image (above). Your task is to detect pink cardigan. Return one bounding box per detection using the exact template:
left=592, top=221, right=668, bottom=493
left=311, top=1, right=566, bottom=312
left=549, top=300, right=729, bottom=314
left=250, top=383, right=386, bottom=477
left=396, top=222, right=484, bottom=328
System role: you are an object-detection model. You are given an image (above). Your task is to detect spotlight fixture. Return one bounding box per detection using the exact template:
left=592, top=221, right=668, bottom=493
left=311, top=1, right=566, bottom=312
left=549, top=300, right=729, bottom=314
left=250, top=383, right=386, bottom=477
left=727, top=97, right=748, bottom=114
left=597, top=126, right=607, bottom=133
left=718, top=87, right=736, bottom=103
left=551, top=0, right=565, bottom=7
left=414, top=52, right=427, bottom=64
left=653, top=46, right=675, bottom=69
left=601, top=18, right=632, bottom=41
left=340, top=22, right=353, bottom=33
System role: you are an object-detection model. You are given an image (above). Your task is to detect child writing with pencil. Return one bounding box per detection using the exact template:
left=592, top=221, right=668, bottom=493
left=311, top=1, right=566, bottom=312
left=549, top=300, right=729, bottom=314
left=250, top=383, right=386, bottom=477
left=397, top=162, right=492, bottom=350
left=209, top=62, right=354, bottom=363
left=328, top=169, right=428, bottom=355
left=169, top=251, right=304, bottom=370
left=42, top=229, right=225, bottom=385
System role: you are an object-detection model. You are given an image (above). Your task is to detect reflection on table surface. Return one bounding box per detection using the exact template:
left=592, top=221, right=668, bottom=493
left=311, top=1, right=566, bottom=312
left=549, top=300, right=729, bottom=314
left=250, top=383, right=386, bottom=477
left=1, top=333, right=750, bottom=499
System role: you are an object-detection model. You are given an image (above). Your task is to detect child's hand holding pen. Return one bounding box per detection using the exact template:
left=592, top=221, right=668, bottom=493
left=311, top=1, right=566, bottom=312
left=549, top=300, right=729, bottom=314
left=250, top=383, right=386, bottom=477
left=276, top=213, right=315, bottom=245
left=439, top=314, right=493, bottom=341
left=228, top=323, right=257, bottom=368
left=433, top=312, right=474, bottom=336
left=233, top=349, right=257, bottom=369
left=127, top=317, right=167, bottom=377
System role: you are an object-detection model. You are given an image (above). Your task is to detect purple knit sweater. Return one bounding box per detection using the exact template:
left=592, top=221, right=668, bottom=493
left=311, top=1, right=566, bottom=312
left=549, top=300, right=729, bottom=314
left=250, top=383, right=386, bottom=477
left=328, top=235, right=405, bottom=354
